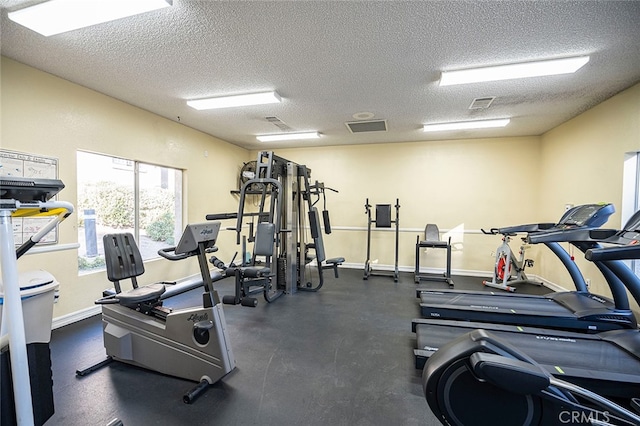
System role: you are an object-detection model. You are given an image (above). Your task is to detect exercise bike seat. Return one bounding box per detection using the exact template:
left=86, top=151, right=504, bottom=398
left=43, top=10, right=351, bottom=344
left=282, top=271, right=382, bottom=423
left=116, top=283, right=166, bottom=307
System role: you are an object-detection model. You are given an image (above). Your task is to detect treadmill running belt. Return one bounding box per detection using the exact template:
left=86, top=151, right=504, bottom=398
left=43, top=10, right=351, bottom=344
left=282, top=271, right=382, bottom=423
left=421, top=293, right=569, bottom=315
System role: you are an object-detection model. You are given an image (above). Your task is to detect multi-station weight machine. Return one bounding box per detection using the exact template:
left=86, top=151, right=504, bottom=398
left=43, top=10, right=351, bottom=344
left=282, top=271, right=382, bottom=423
left=206, top=151, right=343, bottom=307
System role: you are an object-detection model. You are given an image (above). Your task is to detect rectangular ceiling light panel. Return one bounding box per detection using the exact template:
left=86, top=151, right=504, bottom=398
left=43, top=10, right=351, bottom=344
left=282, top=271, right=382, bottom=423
left=440, top=56, right=590, bottom=86
left=8, top=0, right=172, bottom=37
left=257, top=132, right=320, bottom=142
left=187, top=91, right=281, bottom=110
left=423, top=118, right=510, bottom=132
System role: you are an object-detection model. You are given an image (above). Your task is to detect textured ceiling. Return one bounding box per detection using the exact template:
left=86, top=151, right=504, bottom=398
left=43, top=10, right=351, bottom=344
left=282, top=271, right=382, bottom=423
left=1, top=0, right=640, bottom=150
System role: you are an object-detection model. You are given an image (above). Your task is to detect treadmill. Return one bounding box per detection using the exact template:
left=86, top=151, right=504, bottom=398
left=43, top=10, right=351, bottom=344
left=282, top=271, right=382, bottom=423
left=412, top=214, right=640, bottom=403
left=418, top=203, right=637, bottom=332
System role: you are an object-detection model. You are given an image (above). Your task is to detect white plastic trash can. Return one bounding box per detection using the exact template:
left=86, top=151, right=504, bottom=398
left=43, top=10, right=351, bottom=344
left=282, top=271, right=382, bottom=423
left=0, top=270, right=59, bottom=344
left=1, top=269, right=59, bottom=426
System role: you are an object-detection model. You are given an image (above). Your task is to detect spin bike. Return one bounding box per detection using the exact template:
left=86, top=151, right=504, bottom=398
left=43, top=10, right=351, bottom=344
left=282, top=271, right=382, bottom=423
left=482, top=228, right=541, bottom=292
left=77, top=222, right=235, bottom=404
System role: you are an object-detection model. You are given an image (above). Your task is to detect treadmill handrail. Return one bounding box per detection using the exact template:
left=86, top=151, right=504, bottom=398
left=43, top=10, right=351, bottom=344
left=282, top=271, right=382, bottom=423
left=587, top=244, right=640, bottom=261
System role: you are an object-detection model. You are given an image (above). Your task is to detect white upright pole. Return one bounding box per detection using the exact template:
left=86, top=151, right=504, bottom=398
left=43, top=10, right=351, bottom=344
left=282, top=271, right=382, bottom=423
left=0, top=209, right=35, bottom=426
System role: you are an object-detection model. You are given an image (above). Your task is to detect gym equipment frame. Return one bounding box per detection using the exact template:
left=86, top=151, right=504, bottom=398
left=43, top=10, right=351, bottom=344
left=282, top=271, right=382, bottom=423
left=207, top=151, right=343, bottom=307
left=363, top=198, right=400, bottom=282
left=1, top=176, right=73, bottom=426
left=412, top=210, right=640, bottom=410
left=76, top=222, right=235, bottom=404
left=423, top=329, right=640, bottom=426
left=416, top=203, right=637, bottom=334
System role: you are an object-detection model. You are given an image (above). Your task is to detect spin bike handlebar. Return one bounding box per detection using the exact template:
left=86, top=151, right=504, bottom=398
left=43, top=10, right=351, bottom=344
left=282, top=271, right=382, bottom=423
left=481, top=228, right=516, bottom=237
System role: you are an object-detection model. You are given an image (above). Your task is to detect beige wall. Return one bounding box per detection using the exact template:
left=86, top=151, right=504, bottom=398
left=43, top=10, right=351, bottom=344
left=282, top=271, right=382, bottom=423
left=2, top=54, right=640, bottom=321
left=256, top=135, right=544, bottom=275
left=538, top=82, right=640, bottom=306
left=1, top=57, right=250, bottom=319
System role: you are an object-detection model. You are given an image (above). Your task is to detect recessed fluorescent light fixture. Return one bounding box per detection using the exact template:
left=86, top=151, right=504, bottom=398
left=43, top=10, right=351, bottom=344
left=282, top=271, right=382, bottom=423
left=423, top=118, right=510, bottom=132
left=187, top=91, right=281, bottom=110
left=439, top=56, right=590, bottom=86
left=256, top=132, right=320, bottom=142
left=8, top=0, right=172, bottom=37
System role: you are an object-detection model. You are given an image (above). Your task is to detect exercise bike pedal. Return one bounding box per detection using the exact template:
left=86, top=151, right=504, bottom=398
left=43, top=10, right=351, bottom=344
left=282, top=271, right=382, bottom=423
left=193, top=320, right=214, bottom=345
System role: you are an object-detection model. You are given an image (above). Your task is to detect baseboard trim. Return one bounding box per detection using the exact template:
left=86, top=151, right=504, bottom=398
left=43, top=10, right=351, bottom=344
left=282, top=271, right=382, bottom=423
left=53, top=305, right=101, bottom=330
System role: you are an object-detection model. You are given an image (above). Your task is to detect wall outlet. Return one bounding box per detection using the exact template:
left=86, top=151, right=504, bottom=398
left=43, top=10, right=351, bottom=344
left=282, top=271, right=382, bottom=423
left=585, top=278, right=591, bottom=288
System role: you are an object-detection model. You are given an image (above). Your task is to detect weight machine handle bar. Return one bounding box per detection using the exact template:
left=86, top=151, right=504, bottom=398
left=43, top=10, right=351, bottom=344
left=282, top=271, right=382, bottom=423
left=205, top=212, right=237, bottom=221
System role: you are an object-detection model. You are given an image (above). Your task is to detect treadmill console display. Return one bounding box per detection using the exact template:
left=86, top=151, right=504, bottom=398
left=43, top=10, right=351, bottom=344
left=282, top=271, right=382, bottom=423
left=557, top=203, right=614, bottom=228
left=0, top=176, right=65, bottom=203
left=622, top=209, right=640, bottom=233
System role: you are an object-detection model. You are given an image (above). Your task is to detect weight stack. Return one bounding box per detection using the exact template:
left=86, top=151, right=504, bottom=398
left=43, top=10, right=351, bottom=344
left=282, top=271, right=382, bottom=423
left=277, top=256, right=287, bottom=290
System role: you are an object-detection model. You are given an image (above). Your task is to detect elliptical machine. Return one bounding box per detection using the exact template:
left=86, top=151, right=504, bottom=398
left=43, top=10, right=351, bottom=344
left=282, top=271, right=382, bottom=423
left=77, top=222, right=235, bottom=404
left=423, top=329, right=640, bottom=425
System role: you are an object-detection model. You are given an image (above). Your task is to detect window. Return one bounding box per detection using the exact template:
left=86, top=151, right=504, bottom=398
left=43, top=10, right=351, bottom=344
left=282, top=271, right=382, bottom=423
left=622, top=152, right=640, bottom=276
left=77, top=151, right=183, bottom=274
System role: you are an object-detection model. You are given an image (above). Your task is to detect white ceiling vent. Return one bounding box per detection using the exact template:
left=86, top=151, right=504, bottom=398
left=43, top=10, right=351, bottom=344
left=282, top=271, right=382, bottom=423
left=345, top=119, right=387, bottom=133
left=265, top=116, right=292, bottom=132
left=469, top=97, right=496, bottom=110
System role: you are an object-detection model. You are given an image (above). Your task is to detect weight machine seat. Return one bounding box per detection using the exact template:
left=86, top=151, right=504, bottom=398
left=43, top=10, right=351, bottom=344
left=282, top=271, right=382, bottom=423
left=415, top=224, right=453, bottom=286
left=321, top=257, right=345, bottom=279
left=419, top=224, right=450, bottom=249
left=224, top=266, right=271, bottom=279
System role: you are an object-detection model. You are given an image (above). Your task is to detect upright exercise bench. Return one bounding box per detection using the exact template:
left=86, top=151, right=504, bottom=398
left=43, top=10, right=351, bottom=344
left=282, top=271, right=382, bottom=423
left=415, top=224, right=454, bottom=287
left=363, top=199, right=400, bottom=282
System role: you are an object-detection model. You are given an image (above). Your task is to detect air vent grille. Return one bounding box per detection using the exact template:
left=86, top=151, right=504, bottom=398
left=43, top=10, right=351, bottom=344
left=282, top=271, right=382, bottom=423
left=469, top=97, right=496, bottom=110
left=265, top=116, right=292, bottom=132
left=345, top=119, right=387, bottom=133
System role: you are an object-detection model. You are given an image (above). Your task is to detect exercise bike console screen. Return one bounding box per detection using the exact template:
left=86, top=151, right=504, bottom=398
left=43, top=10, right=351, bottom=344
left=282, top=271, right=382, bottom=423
left=175, top=222, right=221, bottom=254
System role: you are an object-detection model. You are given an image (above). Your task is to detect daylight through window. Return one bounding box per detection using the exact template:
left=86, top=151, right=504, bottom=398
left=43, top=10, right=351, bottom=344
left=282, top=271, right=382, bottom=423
left=77, top=151, right=183, bottom=274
